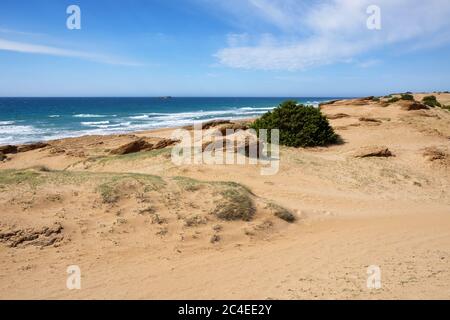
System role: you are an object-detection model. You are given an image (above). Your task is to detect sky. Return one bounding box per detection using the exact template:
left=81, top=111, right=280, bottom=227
left=0, top=0, right=450, bottom=97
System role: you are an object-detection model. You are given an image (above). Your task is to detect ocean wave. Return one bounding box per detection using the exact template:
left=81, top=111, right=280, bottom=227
left=49, top=115, right=60, bottom=118
left=130, top=108, right=270, bottom=123
left=129, top=115, right=150, bottom=120
left=0, top=121, right=15, bottom=125
left=0, top=124, right=43, bottom=135
left=73, top=114, right=113, bottom=118
left=81, top=121, right=111, bottom=126
left=239, top=107, right=274, bottom=111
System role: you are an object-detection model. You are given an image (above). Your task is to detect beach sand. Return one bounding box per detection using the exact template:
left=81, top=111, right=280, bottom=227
left=1, top=93, right=450, bottom=299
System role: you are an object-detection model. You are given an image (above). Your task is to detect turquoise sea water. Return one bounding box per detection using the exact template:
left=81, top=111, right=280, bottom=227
left=0, top=97, right=341, bottom=144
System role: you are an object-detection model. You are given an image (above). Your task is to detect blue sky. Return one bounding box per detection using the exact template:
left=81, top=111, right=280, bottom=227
left=0, top=0, right=449, bottom=97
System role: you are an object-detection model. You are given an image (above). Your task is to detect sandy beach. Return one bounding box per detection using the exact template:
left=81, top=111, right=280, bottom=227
left=1, top=93, right=450, bottom=299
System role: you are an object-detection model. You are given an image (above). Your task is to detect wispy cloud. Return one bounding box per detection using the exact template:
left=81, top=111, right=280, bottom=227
left=215, top=0, right=450, bottom=71
left=0, top=32, right=142, bottom=66
left=0, top=27, right=45, bottom=37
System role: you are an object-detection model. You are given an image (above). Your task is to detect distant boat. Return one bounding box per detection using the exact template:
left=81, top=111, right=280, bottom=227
left=159, top=96, right=172, bottom=100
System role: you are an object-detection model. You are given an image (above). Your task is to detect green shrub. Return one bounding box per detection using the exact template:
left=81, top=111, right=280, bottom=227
left=401, top=94, right=414, bottom=101
left=251, top=100, right=338, bottom=148
left=422, top=95, right=441, bottom=108
left=267, top=203, right=296, bottom=223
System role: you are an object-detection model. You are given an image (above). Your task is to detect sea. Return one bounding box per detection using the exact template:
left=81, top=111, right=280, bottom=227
left=0, top=97, right=340, bottom=145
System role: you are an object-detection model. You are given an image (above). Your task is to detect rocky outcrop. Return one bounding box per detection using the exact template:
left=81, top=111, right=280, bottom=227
left=110, top=138, right=178, bottom=155
left=0, top=223, right=63, bottom=248
left=201, top=135, right=262, bottom=158
left=327, top=113, right=350, bottom=120
left=354, top=146, right=394, bottom=158
left=0, top=142, right=48, bottom=155
left=0, top=145, right=18, bottom=154
left=399, top=101, right=429, bottom=111
left=423, top=147, right=447, bottom=161
left=183, top=120, right=232, bottom=130
left=359, top=117, right=382, bottom=124
left=17, top=142, right=48, bottom=153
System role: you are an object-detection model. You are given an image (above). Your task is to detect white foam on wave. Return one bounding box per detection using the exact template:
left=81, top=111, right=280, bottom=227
left=81, top=121, right=110, bottom=126
left=0, top=121, right=15, bottom=125
left=49, top=115, right=60, bottom=118
left=73, top=114, right=115, bottom=118
left=130, top=108, right=271, bottom=123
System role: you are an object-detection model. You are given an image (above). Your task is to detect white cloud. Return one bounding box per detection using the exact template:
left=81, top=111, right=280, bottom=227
left=215, top=0, right=450, bottom=70
left=0, top=37, right=142, bottom=66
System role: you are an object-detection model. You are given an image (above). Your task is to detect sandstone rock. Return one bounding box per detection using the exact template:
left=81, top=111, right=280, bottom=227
left=17, top=142, right=48, bottom=153
left=423, top=147, right=447, bottom=161
left=110, top=139, right=154, bottom=155
left=354, top=146, right=393, bottom=158
left=153, top=138, right=179, bottom=149
left=0, top=222, right=63, bottom=248
left=359, top=117, right=382, bottom=123
left=399, top=100, right=429, bottom=111
left=183, top=119, right=231, bottom=130
left=0, top=145, right=18, bottom=154
left=319, top=100, right=339, bottom=107
left=110, top=138, right=179, bottom=155
left=327, top=113, right=350, bottom=120
left=215, top=123, right=249, bottom=135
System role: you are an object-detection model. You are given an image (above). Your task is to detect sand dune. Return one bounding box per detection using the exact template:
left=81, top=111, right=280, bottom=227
left=1, top=94, right=450, bottom=299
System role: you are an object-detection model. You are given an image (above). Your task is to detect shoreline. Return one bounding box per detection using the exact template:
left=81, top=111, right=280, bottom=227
left=0, top=117, right=257, bottom=148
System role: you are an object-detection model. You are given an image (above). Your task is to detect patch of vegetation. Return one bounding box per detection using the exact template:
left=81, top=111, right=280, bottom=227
left=96, top=173, right=165, bottom=203
left=251, top=100, right=338, bottom=148
left=0, top=169, right=45, bottom=188
left=266, top=203, right=296, bottom=223
left=401, top=94, right=415, bottom=101
left=173, top=176, right=205, bottom=192
left=386, top=97, right=400, bottom=104
left=184, top=214, right=207, bottom=227
left=97, top=183, right=119, bottom=203
left=212, top=183, right=255, bottom=221
left=422, top=95, right=442, bottom=108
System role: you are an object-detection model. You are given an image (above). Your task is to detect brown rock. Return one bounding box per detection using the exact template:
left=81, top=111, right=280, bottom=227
left=0, top=222, right=63, bottom=248
left=423, top=147, right=447, bottom=161
left=359, top=117, right=382, bottom=123
left=0, top=145, right=18, bottom=154
left=0, top=152, right=6, bottom=161
left=17, top=142, right=48, bottom=153
left=216, top=123, right=249, bottom=135
left=183, top=119, right=232, bottom=130
left=153, top=138, right=179, bottom=149
left=354, top=146, right=394, bottom=158
left=399, top=101, right=429, bottom=111
left=327, top=113, right=350, bottom=120
left=319, top=100, right=340, bottom=107
left=110, top=138, right=154, bottom=155
left=110, top=138, right=179, bottom=155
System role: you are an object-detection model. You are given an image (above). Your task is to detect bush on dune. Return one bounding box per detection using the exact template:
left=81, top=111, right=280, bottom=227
left=386, top=97, right=400, bottom=104
left=401, top=94, right=415, bottom=101
left=251, top=100, right=338, bottom=148
left=422, top=95, right=442, bottom=108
